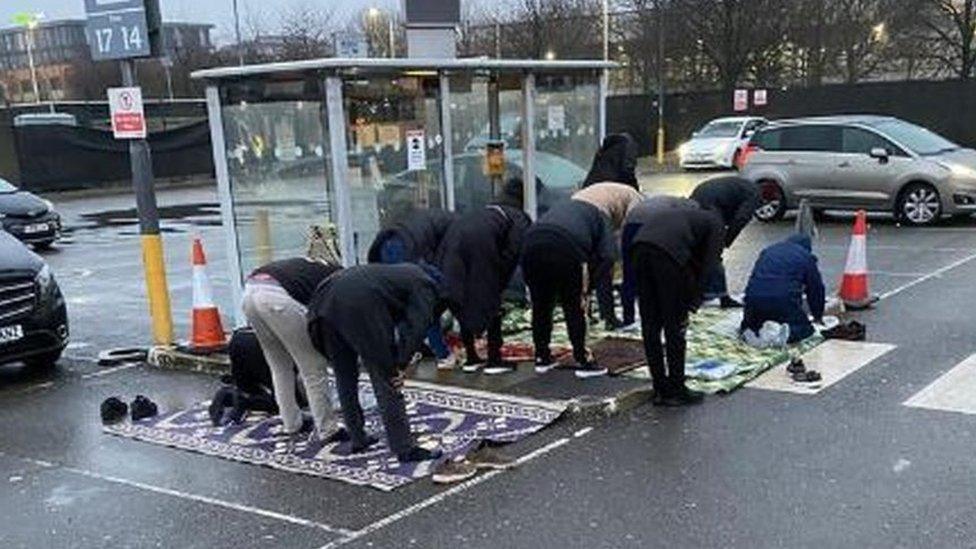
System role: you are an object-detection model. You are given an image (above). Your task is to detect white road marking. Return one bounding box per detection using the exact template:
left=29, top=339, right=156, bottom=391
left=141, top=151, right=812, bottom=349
left=904, top=353, right=976, bottom=415
left=320, top=435, right=579, bottom=549
left=880, top=251, right=976, bottom=301
left=17, top=456, right=353, bottom=537
left=749, top=340, right=896, bottom=395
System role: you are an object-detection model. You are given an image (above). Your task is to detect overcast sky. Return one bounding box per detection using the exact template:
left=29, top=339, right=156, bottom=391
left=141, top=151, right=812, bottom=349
left=0, top=0, right=425, bottom=43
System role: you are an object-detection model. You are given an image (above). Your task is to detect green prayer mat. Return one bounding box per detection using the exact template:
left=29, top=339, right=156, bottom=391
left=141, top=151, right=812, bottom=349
left=498, top=304, right=824, bottom=394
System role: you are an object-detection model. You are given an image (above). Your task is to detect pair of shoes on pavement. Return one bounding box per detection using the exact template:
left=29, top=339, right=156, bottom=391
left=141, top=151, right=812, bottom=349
left=100, top=395, right=158, bottom=425
left=651, top=385, right=705, bottom=407
left=534, top=355, right=608, bottom=379
left=786, top=358, right=822, bottom=383
left=432, top=445, right=517, bottom=484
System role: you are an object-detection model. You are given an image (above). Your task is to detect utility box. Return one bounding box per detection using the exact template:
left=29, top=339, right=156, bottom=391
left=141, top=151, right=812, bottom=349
left=403, top=0, right=459, bottom=58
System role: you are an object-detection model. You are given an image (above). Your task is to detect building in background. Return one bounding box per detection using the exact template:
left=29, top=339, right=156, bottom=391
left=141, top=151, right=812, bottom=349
left=0, top=20, right=213, bottom=104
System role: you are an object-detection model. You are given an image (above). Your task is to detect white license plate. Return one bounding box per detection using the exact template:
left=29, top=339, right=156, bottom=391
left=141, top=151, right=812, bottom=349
left=0, top=325, right=24, bottom=345
left=23, top=223, right=48, bottom=234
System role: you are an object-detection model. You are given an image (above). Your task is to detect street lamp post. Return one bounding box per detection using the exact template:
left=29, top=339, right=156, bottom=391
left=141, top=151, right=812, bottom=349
left=603, top=0, right=609, bottom=61
left=25, top=20, right=40, bottom=104
left=12, top=12, right=44, bottom=104
left=367, top=8, right=396, bottom=58
left=232, top=0, right=244, bottom=66
left=656, top=1, right=666, bottom=165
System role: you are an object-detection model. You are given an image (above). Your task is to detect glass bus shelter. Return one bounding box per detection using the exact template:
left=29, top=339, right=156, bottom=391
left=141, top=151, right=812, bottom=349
left=192, top=58, right=616, bottom=324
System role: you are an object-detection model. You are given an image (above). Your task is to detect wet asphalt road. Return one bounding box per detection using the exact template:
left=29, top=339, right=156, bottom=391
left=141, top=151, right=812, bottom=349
left=4, top=175, right=976, bottom=547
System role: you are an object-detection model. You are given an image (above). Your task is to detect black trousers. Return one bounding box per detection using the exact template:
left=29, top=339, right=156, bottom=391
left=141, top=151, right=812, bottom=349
left=321, top=324, right=414, bottom=455
left=633, top=244, right=692, bottom=395
left=461, top=314, right=504, bottom=364
left=522, top=240, right=588, bottom=364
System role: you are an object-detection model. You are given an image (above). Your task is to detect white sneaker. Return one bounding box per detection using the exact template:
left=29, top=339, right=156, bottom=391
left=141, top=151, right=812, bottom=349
left=534, top=356, right=558, bottom=374
left=437, top=354, right=458, bottom=371
left=618, top=321, right=641, bottom=334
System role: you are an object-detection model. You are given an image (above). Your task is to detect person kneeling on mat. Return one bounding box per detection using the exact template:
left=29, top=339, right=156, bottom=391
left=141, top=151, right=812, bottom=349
left=436, top=180, right=532, bottom=375
left=209, top=327, right=310, bottom=426
left=521, top=198, right=618, bottom=378
left=307, top=264, right=444, bottom=463
left=627, top=207, right=725, bottom=406
left=741, top=234, right=825, bottom=344
left=241, top=257, right=346, bottom=441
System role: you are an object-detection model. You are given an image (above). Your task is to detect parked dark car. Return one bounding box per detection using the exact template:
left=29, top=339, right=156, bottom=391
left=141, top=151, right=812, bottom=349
left=0, top=229, right=68, bottom=368
left=0, top=178, right=62, bottom=249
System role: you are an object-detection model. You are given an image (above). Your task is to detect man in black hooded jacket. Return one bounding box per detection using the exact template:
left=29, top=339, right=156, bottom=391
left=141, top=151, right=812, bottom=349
left=689, top=176, right=761, bottom=308
left=582, top=133, right=639, bottom=190
left=627, top=207, right=725, bottom=406
left=437, top=193, right=532, bottom=376
left=307, top=264, right=443, bottom=463
left=521, top=199, right=617, bottom=379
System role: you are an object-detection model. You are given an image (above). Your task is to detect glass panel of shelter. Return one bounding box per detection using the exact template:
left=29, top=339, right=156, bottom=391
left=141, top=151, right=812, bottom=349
left=340, top=73, right=445, bottom=264
left=448, top=71, right=523, bottom=214
left=219, top=77, right=333, bottom=276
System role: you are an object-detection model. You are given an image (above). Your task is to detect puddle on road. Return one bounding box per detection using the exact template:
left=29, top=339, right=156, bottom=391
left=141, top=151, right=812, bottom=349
left=63, top=203, right=223, bottom=242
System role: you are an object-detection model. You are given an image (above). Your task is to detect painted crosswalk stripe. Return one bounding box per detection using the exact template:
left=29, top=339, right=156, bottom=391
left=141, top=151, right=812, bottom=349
left=904, top=353, right=976, bottom=415
left=749, top=340, right=896, bottom=395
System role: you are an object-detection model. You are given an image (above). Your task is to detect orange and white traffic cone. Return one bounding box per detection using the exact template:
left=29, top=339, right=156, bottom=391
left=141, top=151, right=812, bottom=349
left=189, top=237, right=226, bottom=351
left=839, top=210, right=876, bottom=310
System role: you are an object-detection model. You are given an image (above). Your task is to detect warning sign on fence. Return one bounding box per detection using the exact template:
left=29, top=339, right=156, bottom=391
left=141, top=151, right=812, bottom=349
left=108, top=86, right=147, bottom=139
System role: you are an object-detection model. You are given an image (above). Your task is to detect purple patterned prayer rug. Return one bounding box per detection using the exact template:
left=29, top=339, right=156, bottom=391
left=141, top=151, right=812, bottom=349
left=103, top=380, right=567, bottom=491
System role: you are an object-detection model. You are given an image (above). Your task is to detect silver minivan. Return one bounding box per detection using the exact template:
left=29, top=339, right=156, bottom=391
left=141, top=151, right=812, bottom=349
left=741, top=116, right=976, bottom=226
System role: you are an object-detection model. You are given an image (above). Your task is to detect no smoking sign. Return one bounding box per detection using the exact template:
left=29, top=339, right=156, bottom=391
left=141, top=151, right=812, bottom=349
left=108, top=86, right=147, bottom=139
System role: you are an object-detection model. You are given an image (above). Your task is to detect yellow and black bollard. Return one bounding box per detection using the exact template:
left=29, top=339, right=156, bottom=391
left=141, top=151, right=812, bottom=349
left=122, top=59, right=173, bottom=346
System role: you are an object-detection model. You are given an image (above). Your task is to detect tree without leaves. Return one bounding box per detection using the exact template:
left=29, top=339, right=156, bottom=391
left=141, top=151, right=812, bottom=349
left=917, top=0, right=976, bottom=79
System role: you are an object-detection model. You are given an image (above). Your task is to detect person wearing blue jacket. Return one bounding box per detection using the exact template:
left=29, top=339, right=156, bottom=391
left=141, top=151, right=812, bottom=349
left=741, top=234, right=826, bottom=343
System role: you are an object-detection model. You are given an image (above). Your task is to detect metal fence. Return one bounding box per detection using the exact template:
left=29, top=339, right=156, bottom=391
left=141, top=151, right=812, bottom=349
left=609, top=80, right=976, bottom=156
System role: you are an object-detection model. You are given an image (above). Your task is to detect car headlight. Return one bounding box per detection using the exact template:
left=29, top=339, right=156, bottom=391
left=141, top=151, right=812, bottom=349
left=42, top=199, right=55, bottom=213
left=941, top=162, right=976, bottom=179
left=678, top=142, right=690, bottom=156
left=35, top=265, right=54, bottom=292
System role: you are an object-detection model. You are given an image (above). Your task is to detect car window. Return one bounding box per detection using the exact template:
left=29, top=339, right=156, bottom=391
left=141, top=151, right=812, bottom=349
left=753, top=128, right=782, bottom=150
left=870, top=119, right=959, bottom=156
left=842, top=128, right=906, bottom=156
left=698, top=121, right=742, bottom=138
left=742, top=120, right=765, bottom=137
left=779, top=125, right=842, bottom=152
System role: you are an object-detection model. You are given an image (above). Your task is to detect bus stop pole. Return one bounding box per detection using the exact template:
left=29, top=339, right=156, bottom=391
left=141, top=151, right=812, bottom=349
left=121, top=59, right=173, bottom=345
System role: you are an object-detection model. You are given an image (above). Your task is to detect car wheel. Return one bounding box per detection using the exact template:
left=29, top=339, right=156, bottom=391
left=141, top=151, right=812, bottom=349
left=25, top=350, right=62, bottom=370
left=897, top=183, right=942, bottom=226
left=33, top=240, right=55, bottom=251
left=755, top=180, right=786, bottom=222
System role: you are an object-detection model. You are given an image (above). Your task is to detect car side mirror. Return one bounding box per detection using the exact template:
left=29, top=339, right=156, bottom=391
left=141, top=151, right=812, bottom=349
left=870, top=147, right=890, bottom=163
left=744, top=130, right=756, bottom=138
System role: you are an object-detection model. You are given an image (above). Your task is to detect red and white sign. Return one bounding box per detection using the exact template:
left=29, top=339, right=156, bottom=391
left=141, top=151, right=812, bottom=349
left=754, top=89, right=768, bottom=106
left=733, top=89, right=749, bottom=112
left=108, top=86, right=146, bottom=139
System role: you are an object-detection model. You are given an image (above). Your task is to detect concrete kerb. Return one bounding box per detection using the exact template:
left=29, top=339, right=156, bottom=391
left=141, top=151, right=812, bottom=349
left=148, top=345, right=230, bottom=376
left=146, top=345, right=650, bottom=418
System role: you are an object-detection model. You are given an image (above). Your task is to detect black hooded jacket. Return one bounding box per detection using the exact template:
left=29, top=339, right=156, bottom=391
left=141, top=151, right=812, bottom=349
left=630, top=207, right=726, bottom=285
left=436, top=203, right=532, bottom=334
left=367, top=209, right=457, bottom=264
left=307, top=264, right=439, bottom=369
left=689, top=176, right=760, bottom=247
left=523, top=199, right=617, bottom=291
left=582, top=133, right=639, bottom=189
